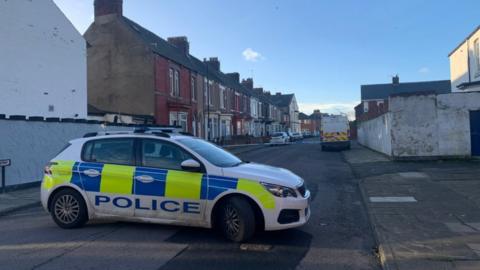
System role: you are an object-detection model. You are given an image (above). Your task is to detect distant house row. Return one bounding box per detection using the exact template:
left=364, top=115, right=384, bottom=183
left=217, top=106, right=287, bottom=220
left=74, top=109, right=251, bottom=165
left=299, top=110, right=324, bottom=136
left=0, top=0, right=301, bottom=142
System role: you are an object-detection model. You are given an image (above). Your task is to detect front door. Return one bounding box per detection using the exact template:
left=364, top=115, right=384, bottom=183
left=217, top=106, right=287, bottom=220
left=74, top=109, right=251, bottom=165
left=133, top=139, right=206, bottom=222
left=470, top=110, right=480, bottom=156
left=80, top=138, right=136, bottom=217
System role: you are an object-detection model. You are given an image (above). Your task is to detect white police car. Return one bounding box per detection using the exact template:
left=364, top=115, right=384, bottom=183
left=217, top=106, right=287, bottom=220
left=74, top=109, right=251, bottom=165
left=41, top=128, right=310, bottom=242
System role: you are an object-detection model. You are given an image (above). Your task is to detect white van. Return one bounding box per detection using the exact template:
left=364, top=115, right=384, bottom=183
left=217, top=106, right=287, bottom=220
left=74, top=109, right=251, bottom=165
left=320, top=115, right=350, bottom=151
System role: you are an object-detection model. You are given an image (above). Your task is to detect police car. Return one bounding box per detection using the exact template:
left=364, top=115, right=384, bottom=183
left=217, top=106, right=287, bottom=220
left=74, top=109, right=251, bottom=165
left=41, top=128, right=310, bottom=242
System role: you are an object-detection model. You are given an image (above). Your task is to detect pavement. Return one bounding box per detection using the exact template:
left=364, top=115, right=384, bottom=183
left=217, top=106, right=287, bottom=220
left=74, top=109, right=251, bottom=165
left=0, top=186, right=40, bottom=216
left=344, top=142, right=480, bottom=270
left=0, top=139, right=380, bottom=270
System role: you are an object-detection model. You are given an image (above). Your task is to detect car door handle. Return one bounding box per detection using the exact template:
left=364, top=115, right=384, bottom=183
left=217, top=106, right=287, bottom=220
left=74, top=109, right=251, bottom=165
left=83, top=169, right=100, bottom=177
left=135, top=175, right=154, bottom=183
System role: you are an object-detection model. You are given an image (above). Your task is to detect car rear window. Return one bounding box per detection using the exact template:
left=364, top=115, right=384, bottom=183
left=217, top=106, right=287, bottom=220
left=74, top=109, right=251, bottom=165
left=82, top=138, right=135, bottom=166
left=272, top=132, right=284, bottom=137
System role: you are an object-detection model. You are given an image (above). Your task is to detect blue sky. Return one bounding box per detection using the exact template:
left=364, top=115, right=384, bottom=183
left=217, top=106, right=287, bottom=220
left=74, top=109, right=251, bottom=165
left=54, top=0, right=479, bottom=117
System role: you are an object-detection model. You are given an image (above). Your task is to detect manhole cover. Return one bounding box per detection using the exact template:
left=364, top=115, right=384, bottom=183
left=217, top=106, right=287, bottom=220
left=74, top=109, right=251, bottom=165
left=239, top=244, right=272, bottom=252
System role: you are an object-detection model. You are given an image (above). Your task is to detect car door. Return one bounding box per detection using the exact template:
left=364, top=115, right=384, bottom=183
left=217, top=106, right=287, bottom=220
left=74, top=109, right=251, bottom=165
left=80, top=138, right=136, bottom=217
left=133, top=139, right=206, bottom=222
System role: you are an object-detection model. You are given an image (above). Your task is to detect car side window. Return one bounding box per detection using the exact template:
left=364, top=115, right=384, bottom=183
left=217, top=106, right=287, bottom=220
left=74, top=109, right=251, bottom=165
left=141, top=139, right=193, bottom=171
left=82, top=138, right=135, bottom=166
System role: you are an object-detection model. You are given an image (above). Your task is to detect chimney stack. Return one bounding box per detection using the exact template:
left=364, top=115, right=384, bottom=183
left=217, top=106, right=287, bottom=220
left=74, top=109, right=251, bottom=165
left=205, top=57, right=220, bottom=71
left=253, top=87, right=264, bottom=95
left=167, top=36, right=190, bottom=55
left=225, top=72, right=240, bottom=83
left=275, top=92, right=282, bottom=96
left=94, top=0, right=123, bottom=18
left=392, top=75, right=400, bottom=85
left=241, top=78, right=254, bottom=90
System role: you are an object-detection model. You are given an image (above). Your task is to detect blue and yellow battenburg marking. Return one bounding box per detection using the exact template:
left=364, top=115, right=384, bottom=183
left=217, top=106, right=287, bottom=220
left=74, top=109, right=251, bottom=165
left=43, top=161, right=275, bottom=209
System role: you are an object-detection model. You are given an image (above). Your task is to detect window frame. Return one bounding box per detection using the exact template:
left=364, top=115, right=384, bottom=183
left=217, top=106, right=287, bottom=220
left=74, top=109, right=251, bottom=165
left=174, top=70, right=180, bottom=97
left=203, top=78, right=208, bottom=105
left=474, top=38, right=480, bottom=75
left=219, top=87, right=225, bottom=109
left=81, top=138, right=137, bottom=166
left=191, top=75, right=197, bottom=101
left=138, top=138, right=206, bottom=173
left=169, top=68, right=174, bottom=96
left=208, top=81, right=213, bottom=106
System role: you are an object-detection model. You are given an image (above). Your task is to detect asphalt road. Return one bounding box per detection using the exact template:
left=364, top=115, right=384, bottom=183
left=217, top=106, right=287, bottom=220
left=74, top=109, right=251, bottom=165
left=0, top=141, right=379, bottom=270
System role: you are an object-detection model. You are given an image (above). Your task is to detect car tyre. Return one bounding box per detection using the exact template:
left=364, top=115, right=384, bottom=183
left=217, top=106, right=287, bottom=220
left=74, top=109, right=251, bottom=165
left=50, top=189, right=88, bottom=229
left=219, top=197, right=256, bottom=242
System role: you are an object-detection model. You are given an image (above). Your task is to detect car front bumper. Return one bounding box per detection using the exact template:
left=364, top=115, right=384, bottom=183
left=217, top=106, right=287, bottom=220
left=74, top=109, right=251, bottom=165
left=263, top=190, right=311, bottom=231
left=270, top=138, right=286, bottom=144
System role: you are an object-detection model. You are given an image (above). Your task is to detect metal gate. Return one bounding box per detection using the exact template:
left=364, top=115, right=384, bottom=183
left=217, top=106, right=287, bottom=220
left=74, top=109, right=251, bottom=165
left=470, top=110, right=480, bottom=156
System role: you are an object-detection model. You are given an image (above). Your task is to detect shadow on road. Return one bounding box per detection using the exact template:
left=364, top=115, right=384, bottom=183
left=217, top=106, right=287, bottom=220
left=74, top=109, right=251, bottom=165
left=162, top=227, right=312, bottom=270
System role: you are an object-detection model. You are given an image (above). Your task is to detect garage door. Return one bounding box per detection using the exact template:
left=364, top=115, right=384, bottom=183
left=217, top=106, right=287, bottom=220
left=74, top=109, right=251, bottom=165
left=470, top=111, right=480, bottom=156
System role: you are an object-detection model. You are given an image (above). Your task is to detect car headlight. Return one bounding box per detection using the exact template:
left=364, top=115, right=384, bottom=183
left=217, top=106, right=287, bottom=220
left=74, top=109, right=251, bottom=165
left=261, top=182, right=297, bottom=198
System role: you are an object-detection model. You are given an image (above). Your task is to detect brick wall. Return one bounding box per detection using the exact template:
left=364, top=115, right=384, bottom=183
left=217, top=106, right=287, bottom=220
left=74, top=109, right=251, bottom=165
left=355, top=100, right=389, bottom=122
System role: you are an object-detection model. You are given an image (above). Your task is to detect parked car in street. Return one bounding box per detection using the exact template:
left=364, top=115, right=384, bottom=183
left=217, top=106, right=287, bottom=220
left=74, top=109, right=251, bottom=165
left=291, top=132, right=304, bottom=141
left=302, top=131, right=312, bottom=138
left=41, top=128, right=310, bottom=242
left=269, top=132, right=290, bottom=145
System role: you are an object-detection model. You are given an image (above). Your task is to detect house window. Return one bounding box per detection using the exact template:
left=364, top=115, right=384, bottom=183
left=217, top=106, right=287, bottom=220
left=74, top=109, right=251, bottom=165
left=220, top=87, right=225, bottom=109
left=169, top=111, right=188, bottom=132
left=204, top=78, right=208, bottom=105
left=474, top=39, right=480, bottom=75
left=191, top=76, right=196, bottom=101
left=235, top=94, right=240, bottom=111
left=208, top=81, right=213, bottom=105
left=169, top=69, right=174, bottom=96
left=174, top=70, right=180, bottom=97
left=363, top=101, right=369, bottom=113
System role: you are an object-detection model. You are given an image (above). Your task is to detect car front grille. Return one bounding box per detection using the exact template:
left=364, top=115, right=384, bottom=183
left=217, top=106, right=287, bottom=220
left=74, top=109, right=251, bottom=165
left=297, top=182, right=307, bottom=197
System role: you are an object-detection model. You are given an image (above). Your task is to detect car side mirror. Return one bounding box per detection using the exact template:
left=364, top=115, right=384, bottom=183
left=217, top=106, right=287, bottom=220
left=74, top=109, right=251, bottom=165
left=181, top=159, right=201, bottom=172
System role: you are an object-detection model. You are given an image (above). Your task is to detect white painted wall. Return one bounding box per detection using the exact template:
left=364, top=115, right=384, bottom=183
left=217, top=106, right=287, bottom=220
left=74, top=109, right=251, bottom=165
left=0, top=120, right=130, bottom=187
left=357, top=113, right=392, bottom=156
left=437, top=92, right=480, bottom=156
left=358, top=92, right=480, bottom=159
left=389, top=94, right=440, bottom=157
left=449, top=28, right=480, bottom=92
left=0, top=0, right=87, bottom=118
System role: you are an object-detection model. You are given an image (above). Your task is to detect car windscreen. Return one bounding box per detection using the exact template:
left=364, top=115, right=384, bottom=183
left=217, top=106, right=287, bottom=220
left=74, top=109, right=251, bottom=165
left=272, top=132, right=284, bottom=137
left=176, top=137, right=242, bottom=168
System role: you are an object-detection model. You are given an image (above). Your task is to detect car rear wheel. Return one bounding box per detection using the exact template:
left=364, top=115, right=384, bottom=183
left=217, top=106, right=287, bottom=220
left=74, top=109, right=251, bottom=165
left=219, top=197, right=256, bottom=242
left=51, top=189, right=88, bottom=229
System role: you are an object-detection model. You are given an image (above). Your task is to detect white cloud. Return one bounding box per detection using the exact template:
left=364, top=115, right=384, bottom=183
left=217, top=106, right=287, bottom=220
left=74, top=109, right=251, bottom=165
left=242, top=48, right=264, bottom=62
left=298, top=101, right=360, bottom=121
left=418, top=67, right=430, bottom=74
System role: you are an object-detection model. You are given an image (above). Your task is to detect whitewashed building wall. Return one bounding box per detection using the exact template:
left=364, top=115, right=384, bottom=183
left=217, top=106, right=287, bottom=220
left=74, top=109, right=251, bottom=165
left=0, top=0, right=87, bottom=118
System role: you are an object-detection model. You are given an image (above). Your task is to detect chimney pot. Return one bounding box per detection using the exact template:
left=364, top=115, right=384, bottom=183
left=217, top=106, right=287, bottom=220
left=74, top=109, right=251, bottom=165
left=226, top=72, right=240, bottom=83
left=94, top=0, right=123, bottom=18
left=167, top=36, right=189, bottom=55
left=205, top=57, right=220, bottom=71
left=241, top=78, right=254, bottom=90
left=392, top=75, right=400, bottom=85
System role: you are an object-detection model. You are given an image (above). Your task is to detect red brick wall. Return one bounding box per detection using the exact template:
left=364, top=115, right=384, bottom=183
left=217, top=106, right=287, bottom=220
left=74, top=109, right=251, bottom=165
left=355, top=100, right=389, bottom=122
left=153, top=55, right=197, bottom=130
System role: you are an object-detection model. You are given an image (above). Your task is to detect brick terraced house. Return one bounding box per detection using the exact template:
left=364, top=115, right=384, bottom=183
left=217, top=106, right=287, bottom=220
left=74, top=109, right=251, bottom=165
left=85, top=0, right=297, bottom=140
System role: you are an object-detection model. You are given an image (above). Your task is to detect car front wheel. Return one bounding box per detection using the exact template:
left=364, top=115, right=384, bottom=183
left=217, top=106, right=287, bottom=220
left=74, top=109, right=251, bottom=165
left=50, top=189, right=88, bottom=229
left=219, top=197, right=256, bottom=242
